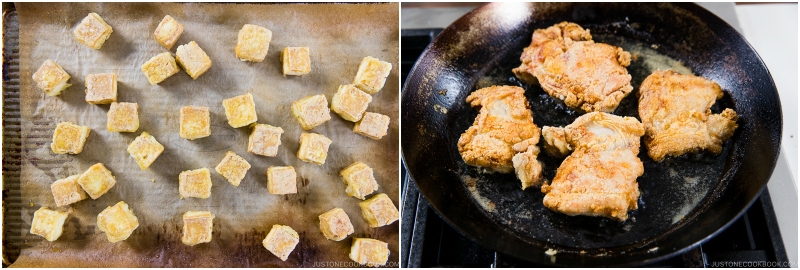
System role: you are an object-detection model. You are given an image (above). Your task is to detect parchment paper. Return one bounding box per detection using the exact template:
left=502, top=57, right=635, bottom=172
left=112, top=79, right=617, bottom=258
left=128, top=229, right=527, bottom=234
left=10, top=2, right=399, bottom=267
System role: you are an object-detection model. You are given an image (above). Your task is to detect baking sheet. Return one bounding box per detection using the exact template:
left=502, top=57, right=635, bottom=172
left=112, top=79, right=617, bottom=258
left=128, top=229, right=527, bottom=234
left=8, top=2, right=399, bottom=267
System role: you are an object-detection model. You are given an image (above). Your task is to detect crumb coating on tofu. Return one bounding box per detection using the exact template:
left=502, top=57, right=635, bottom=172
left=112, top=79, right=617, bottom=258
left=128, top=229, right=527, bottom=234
left=33, top=60, right=71, bottom=96
left=73, top=13, right=113, bottom=49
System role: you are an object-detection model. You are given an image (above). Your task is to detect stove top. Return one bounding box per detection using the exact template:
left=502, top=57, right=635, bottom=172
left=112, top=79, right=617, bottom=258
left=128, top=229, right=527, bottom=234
left=399, top=28, right=789, bottom=268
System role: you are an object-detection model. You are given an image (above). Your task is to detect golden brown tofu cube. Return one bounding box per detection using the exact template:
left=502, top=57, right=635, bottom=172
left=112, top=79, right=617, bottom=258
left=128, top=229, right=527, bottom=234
left=281, top=47, right=310, bottom=76
left=359, top=193, right=399, bottom=228
left=182, top=211, right=214, bottom=246
left=267, top=166, right=297, bottom=195
left=107, top=102, right=139, bottom=132
left=297, top=132, right=332, bottom=165
left=248, top=124, right=284, bottom=157
left=222, top=93, right=258, bottom=128
left=331, top=84, right=373, bottom=122
left=236, top=24, right=272, bottom=62
left=32, top=59, right=71, bottom=96
left=77, top=163, right=116, bottom=199
left=51, top=122, right=91, bottom=154
left=153, top=15, right=184, bottom=50
left=73, top=13, right=113, bottom=50
left=318, top=208, right=354, bottom=241
left=179, top=168, right=212, bottom=199
left=84, top=73, right=117, bottom=104
left=96, top=201, right=139, bottom=243
left=353, top=56, right=392, bottom=94
left=215, top=151, right=251, bottom=186
left=127, top=132, right=164, bottom=170
left=30, top=207, right=69, bottom=242
left=354, top=112, right=390, bottom=140
left=291, top=95, right=331, bottom=130
left=51, top=175, right=88, bottom=207
left=176, top=41, right=212, bottom=79
left=340, top=162, right=379, bottom=200
left=349, top=238, right=390, bottom=266
left=262, top=224, right=299, bottom=261
left=141, top=52, right=180, bottom=85
left=180, top=106, right=211, bottom=140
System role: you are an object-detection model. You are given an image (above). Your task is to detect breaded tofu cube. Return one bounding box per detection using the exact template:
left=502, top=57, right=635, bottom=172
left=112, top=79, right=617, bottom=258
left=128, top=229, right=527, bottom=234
left=51, top=122, right=91, bottom=154
left=291, top=95, right=331, bottom=130
left=297, top=132, right=332, bottom=165
left=179, top=168, right=212, bottom=199
left=349, top=238, right=390, bottom=266
left=107, top=102, right=139, bottom=132
left=262, top=224, right=299, bottom=261
left=96, top=201, right=139, bottom=243
left=141, top=52, right=180, bottom=85
left=215, top=151, right=251, bottom=186
left=84, top=73, right=117, bottom=104
left=73, top=13, right=113, bottom=50
left=222, top=93, right=258, bottom=128
left=77, top=163, right=116, bottom=199
left=359, top=193, right=399, bottom=227
left=30, top=207, right=69, bottom=242
left=266, top=166, right=297, bottom=195
left=127, top=132, right=165, bottom=170
left=236, top=24, right=272, bottom=62
left=248, top=124, right=284, bottom=157
left=153, top=15, right=184, bottom=50
left=354, top=112, right=390, bottom=140
left=353, top=56, right=392, bottom=94
left=331, top=84, right=373, bottom=122
left=182, top=211, right=215, bottom=246
left=176, top=41, right=212, bottom=80
left=32, top=59, right=71, bottom=96
left=51, top=175, right=88, bottom=207
left=318, top=208, right=354, bottom=241
left=340, top=162, right=379, bottom=200
left=180, top=106, right=211, bottom=140
left=281, top=47, right=311, bottom=76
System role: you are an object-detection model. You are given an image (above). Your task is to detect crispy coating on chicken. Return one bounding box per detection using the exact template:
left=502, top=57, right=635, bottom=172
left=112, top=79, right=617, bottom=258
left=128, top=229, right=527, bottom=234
left=512, top=136, right=543, bottom=189
left=541, top=112, right=644, bottom=221
left=638, top=70, right=738, bottom=162
left=457, top=86, right=542, bottom=183
left=513, top=22, right=633, bottom=113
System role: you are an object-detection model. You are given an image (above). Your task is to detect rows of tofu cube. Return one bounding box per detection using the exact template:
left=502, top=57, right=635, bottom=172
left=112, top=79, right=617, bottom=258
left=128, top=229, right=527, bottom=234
left=38, top=154, right=396, bottom=265
left=37, top=159, right=396, bottom=263
left=50, top=83, right=389, bottom=170
left=39, top=14, right=355, bottom=94
left=43, top=62, right=389, bottom=156
left=35, top=11, right=396, bottom=266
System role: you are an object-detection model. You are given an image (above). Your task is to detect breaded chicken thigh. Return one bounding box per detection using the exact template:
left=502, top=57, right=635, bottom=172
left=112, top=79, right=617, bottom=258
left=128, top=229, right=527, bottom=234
left=457, top=86, right=543, bottom=189
left=541, top=112, right=644, bottom=221
left=513, top=22, right=633, bottom=113
left=638, top=70, right=738, bottom=162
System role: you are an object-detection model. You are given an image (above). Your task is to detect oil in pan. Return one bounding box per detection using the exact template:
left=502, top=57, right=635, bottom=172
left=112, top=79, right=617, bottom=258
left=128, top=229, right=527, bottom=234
left=448, top=26, right=738, bottom=251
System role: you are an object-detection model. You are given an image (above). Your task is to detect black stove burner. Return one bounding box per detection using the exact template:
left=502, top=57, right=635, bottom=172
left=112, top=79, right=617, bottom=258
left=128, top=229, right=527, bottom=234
left=400, top=28, right=788, bottom=268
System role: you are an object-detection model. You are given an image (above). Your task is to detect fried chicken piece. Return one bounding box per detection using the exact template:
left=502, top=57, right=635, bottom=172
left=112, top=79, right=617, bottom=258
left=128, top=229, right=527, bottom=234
left=457, top=86, right=542, bottom=189
left=638, top=70, right=738, bottom=162
left=541, top=112, right=644, bottom=221
left=513, top=22, right=633, bottom=113
left=512, top=137, right=543, bottom=189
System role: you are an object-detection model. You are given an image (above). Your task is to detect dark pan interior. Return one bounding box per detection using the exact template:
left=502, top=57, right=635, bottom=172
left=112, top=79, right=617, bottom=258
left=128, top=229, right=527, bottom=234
left=401, top=3, right=781, bottom=266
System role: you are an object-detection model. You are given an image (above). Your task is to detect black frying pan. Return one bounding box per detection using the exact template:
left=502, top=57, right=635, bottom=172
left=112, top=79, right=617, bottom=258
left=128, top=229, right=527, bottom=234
left=401, top=3, right=782, bottom=266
